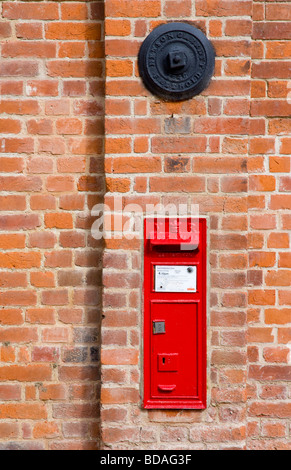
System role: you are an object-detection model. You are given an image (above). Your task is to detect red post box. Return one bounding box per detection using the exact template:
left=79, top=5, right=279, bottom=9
left=143, top=217, right=207, bottom=409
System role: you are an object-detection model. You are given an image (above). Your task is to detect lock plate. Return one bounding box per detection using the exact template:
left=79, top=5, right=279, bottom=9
left=153, top=321, right=166, bottom=335
left=158, top=353, right=179, bottom=372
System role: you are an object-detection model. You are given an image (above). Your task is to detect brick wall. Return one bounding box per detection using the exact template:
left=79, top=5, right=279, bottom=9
left=248, top=0, right=291, bottom=450
left=0, top=0, right=290, bottom=451
left=0, top=1, right=104, bottom=450
left=102, top=0, right=291, bottom=450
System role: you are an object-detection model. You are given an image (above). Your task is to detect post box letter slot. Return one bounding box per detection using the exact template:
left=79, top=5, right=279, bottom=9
left=158, top=385, right=176, bottom=392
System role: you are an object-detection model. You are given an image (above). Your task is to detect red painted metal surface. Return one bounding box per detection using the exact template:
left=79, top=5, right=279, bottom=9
left=143, top=217, right=207, bottom=409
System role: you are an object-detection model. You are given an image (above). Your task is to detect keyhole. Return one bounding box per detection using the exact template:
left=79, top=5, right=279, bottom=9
left=163, top=357, right=166, bottom=364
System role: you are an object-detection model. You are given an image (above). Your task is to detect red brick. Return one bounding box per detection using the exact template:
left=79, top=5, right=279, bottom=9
left=266, top=4, right=291, bottom=21
left=46, top=23, right=101, bottom=40
left=105, top=0, right=161, bottom=18
left=32, top=347, right=59, bottom=363
left=0, top=403, right=47, bottom=420
left=249, top=138, right=275, bottom=156
left=265, top=309, right=291, bottom=326
left=0, top=22, right=12, bottom=38
left=212, top=350, right=246, bottom=366
left=107, top=79, right=147, bottom=97
left=263, top=347, right=289, bottom=364
left=211, top=234, right=247, bottom=251
left=269, top=156, right=290, bottom=173
left=70, top=138, right=103, bottom=155
left=0, top=234, right=25, bottom=250
left=58, top=42, right=86, bottom=59
left=33, top=421, right=60, bottom=439
left=41, top=327, right=70, bottom=343
left=0, top=272, right=27, bottom=289
left=267, top=233, right=289, bottom=249
left=29, top=232, right=57, bottom=249
left=39, top=384, right=66, bottom=400
left=61, top=3, right=88, bottom=20
left=249, top=366, right=291, bottom=382
left=250, top=214, right=276, bottom=230
left=279, top=253, right=291, bottom=269
left=225, top=19, right=252, bottom=36
left=102, top=349, right=139, bottom=365
left=152, top=136, right=206, bottom=154
left=149, top=176, right=205, bottom=193
left=45, top=251, right=72, bottom=269
left=47, top=60, right=102, bottom=78
left=249, top=402, right=291, bottom=419
left=253, top=23, right=291, bottom=41
left=0, top=309, right=23, bottom=326
left=46, top=176, right=75, bottom=192
left=193, top=157, right=246, bottom=174
left=0, top=61, right=39, bottom=78
left=248, top=290, right=276, bottom=306
left=270, top=195, right=291, bottom=211
left=0, top=118, right=21, bottom=134
left=30, top=195, right=56, bottom=211
left=59, top=232, right=85, bottom=248
left=41, top=290, right=69, bottom=306
left=196, top=0, right=252, bottom=17
left=3, top=2, right=58, bottom=20
left=2, top=42, right=56, bottom=59
left=106, top=59, right=133, bottom=77
left=248, top=327, right=274, bottom=343
left=0, top=138, right=34, bottom=154
left=106, top=117, right=160, bottom=135
left=0, top=80, right=23, bottom=95
left=0, top=385, right=21, bottom=401
left=212, top=39, right=251, bottom=58
left=27, top=119, right=53, bottom=135
left=164, top=0, right=191, bottom=17
left=249, top=233, right=267, bottom=250
left=106, top=177, right=130, bottom=193
left=27, top=80, right=58, bottom=97
left=105, top=19, right=131, bottom=36
left=221, top=176, right=247, bottom=193
left=265, top=270, right=291, bottom=287
left=251, top=100, right=291, bottom=117
left=266, top=42, right=291, bottom=60
left=194, top=117, right=249, bottom=134
left=0, top=196, right=26, bottom=212
left=16, top=22, right=42, bottom=39
left=59, top=365, right=99, bottom=382
left=0, top=252, right=41, bottom=269
left=45, top=213, right=73, bottom=229
left=27, top=308, right=55, bottom=325
left=101, top=387, right=139, bottom=404
left=63, top=80, right=86, bottom=96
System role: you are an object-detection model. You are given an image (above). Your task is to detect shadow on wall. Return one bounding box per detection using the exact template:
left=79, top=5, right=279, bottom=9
left=67, top=0, right=106, bottom=450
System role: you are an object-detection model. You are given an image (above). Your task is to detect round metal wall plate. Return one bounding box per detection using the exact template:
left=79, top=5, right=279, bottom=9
left=138, top=23, right=215, bottom=102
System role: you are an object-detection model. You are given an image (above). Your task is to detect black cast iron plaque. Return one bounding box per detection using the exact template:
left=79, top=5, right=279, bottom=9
left=138, top=23, right=215, bottom=102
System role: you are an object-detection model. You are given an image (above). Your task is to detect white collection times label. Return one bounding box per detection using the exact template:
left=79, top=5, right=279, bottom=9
left=155, top=265, right=197, bottom=293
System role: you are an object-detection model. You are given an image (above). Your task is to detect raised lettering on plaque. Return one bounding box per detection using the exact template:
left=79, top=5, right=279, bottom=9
left=138, top=23, right=215, bottom=102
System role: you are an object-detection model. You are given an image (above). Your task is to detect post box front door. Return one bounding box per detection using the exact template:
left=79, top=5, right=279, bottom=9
left=143, top=218, right=207, bottom=409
